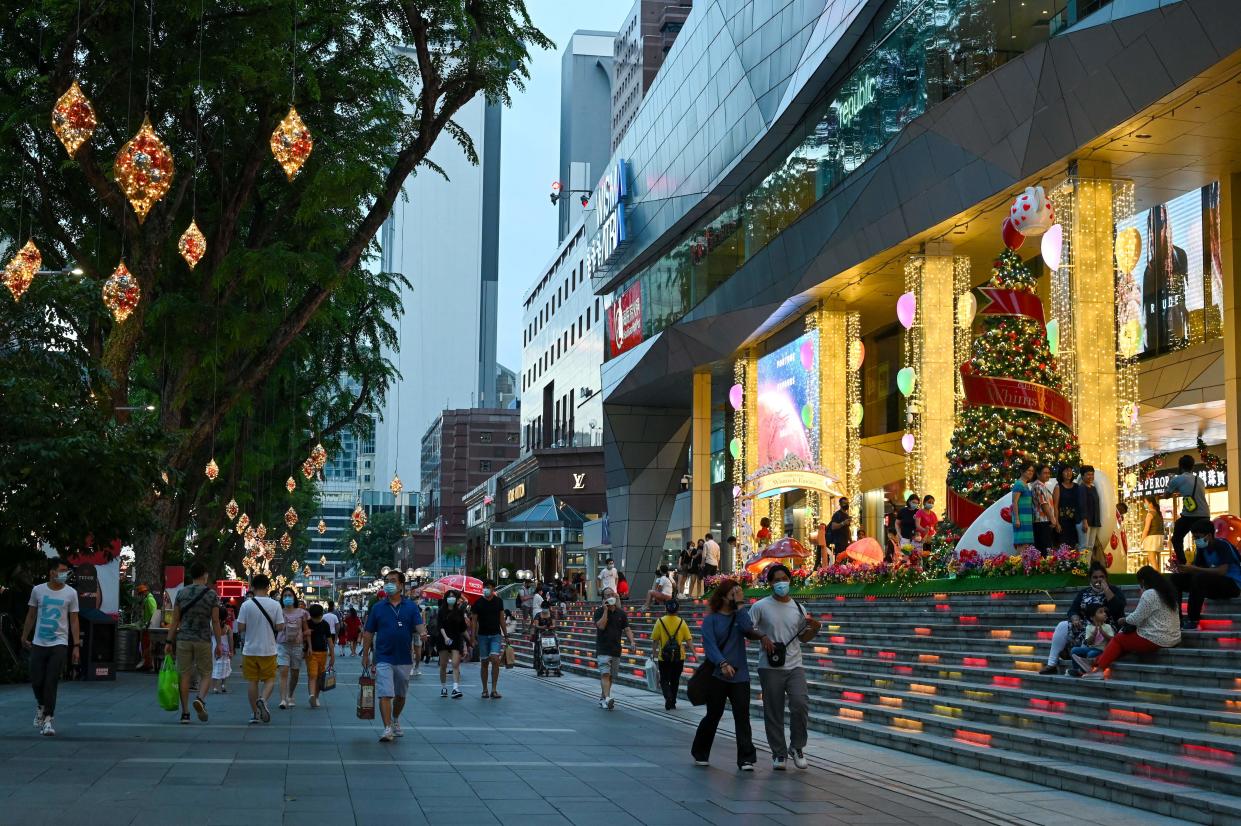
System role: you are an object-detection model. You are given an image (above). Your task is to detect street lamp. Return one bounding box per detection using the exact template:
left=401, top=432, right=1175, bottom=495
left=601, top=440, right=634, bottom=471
left=500, top=567, right=510, bottom=580
left=380, top=566, right=391, bottom=576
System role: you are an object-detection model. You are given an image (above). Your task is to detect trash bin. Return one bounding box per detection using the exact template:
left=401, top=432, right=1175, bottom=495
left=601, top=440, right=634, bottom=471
left=116, top=626, right=140, bottom=671
left=80, top=608, right=117, bottom=681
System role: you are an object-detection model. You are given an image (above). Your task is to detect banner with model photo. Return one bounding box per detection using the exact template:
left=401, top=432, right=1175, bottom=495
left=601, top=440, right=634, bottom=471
left=757, top=332, right=819, bottom=466
left=1115, top=182, right=1223, bottom=357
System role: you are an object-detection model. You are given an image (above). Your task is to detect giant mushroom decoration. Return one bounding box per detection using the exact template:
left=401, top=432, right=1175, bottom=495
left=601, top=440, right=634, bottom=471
left=743, top=537, right=812, bottom=578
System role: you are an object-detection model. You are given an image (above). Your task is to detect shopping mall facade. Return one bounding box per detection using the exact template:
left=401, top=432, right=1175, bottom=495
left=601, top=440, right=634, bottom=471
left=588, top=0, right=1241, bottom=585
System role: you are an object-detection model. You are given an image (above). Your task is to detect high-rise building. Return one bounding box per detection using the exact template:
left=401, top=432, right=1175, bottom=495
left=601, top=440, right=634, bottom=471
left=611, top=0, right=692, bottom=151
left=558, top=30, right=616, bottom=243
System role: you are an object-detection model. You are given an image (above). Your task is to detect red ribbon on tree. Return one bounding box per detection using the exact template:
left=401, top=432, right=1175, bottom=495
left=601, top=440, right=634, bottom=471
left=976, top=287, right=1045, bottom=324
left=947, top=489, right=985, bottom=527
left=960, top=367, right=1073, bottom=427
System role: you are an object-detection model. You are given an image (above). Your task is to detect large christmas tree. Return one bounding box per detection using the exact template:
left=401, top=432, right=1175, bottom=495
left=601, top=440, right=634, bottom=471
left=946, top=249, right=1082, bottom=524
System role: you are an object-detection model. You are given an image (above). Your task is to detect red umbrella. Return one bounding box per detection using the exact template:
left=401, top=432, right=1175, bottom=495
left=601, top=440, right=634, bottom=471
left=414, top=582, right=447, bottom=599
left=422, top=575, right=485, bottom=604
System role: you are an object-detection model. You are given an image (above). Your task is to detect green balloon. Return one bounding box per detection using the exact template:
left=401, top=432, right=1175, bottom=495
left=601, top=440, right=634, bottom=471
left=729, top=437, right=741, bottom=458
left=801, top=404, right=814, bottom=428
left=897, top=367, right=916, bottom=397
left=1046, top=319, right=1060, bottom=356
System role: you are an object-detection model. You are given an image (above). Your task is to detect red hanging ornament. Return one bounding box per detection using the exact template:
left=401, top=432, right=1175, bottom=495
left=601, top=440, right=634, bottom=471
left=51, top=81, right=97, bottom=157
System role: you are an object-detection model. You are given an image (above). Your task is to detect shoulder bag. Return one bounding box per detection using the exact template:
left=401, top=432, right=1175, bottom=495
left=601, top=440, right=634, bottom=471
left=687, top=613, right=737, bottom=706
left=249, top=596, right=279, bottom=636
left=765, top=600, right=810, bottom=668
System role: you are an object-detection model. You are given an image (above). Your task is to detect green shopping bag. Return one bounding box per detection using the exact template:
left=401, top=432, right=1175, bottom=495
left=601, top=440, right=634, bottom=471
left=157, top=654, right=179, bottom=711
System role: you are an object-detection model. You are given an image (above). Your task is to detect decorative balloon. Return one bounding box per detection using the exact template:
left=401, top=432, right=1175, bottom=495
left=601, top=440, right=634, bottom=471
left=728, top=383, right=743, bottom=410
left=1115, top=226, right=1142, bottom=273
left=901, top=433, right=915, bottom=453
left=1041, top=223, right=1063, bottom=271
left=1001, top=217, right=1025, bottom=250
left=848, top=339, right=865, bottom=369
left=957, top=292, right=977, bottom=329
left=799, top=340, right=815, bottom=371
left=1008, top=185, right=1055, bottom=235
left=728, top=437, right=741, bottom=458
left=896, top=292, right=916, bottom=329
left=896, top=367, right=916, bottom=397
left=849, top=402, right=864, bottom=427
left=1118, top=319, right=1142, bottom=358
left=731, top=485, right=741, bottom=499
left=1046, top=319, right=1060, bottom=357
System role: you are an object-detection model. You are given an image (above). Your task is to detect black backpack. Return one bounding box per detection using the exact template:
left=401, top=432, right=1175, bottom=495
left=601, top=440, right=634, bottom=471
left=658, top=617, right=686, bottom=663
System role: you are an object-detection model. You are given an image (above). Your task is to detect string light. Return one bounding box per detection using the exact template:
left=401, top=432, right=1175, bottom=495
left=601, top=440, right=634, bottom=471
left=51, top=81, right=97, bottom=157
left=903, top=256, right=924, bottom=498
left=846, top=312, right=862, bottom=513
left=204, top=458, right=219, bottom=481
left=2, top=240, right=41, bottom=302
left=270, top=106, right=313, bottom=180
left=177, top=220, right=206, bottom=269
left=225, top=499, right=239, bottom=520
left=286, top=476, right=296, bottom=493
left=102, top=261, right=141, bottom=323
left=285, top=506, right=298, bottom=528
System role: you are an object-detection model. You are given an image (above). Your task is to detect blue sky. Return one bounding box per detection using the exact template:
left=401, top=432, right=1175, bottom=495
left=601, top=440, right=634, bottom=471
left=495, top=0, right=635, bottom=373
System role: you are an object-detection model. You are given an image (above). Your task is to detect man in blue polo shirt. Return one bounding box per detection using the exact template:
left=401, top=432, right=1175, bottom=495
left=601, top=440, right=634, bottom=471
left=1171, top=520, right=1241, bottom=629
left=361, top=569, right=426, bottom=742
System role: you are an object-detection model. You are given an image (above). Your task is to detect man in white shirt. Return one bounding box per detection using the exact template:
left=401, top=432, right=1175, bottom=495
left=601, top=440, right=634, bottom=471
left=234, top=573, right=284, bottom=724
left=641, top=565, right=676, bottom=610
left=597, top=559, right=619, bottom=595
left=702, top=534, right=721, bottom=577
left=324, top=600, right=340, bottom=636
left=22, top=557, right=80, bottom=736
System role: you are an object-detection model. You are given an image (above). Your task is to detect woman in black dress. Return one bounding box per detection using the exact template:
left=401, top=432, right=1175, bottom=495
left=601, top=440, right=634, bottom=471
left=436, top=590, right=469, bottom=699
left=1053, top=466, right=1081, bottom=549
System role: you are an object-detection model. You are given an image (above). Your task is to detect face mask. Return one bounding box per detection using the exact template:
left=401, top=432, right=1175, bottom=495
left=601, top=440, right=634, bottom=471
left=773, top=581, right=790, bottom=597
left=54, top=572, right=70, bottom=584
left=606, top=597, right=617, bottom=606
left=383, top=583, right=398, bottom=596
left=482, top=588, right=492, bottom=597
left=1196, top=538, right=1208, bottom=550
left=607, top=563, right=614, bottom=569
left=282, top=596, right=294, bottom=607
left=924, top=503, right=934, bottom=511
left=1091, top=580, right=1104, bottom=592
left=446, top=596, right=457, bottom=606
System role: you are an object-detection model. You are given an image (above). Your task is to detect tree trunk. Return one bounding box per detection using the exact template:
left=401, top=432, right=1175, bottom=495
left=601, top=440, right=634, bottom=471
left=134, top=494, right=178, bottom=590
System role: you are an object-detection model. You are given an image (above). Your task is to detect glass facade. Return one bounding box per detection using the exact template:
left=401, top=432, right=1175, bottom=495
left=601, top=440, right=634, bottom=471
left=607, top=0, right=1054, bottom=357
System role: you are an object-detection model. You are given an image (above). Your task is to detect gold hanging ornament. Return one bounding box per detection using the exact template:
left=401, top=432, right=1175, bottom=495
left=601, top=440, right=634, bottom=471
left=205, top=458, right=219, bottom=481
left=390, top=475, right=403, bottom=496
left=51, top=81, right=97, bottom=158
left=285, top=507, right=299, bottom=528
left=114, top=115, right=174, bottom=223
left=280, top=532, right=292, bottom=551
left=301, top=458, right=315, bottom=480
left=236, top=513, right=250, bottom=534
left=225, top=499, right=239, bottom=520
left=349, top=539, right=358, bottom=553
left=317, top=519, right=327, bottom=535
left=178, top=220, right=206, bottom=269
left=256, top=523, right=267, bottom=540
left=351, top=503, right=367, bottom=532
left=2, top=240, right=42, bottom=302
left=285, top=476, right=296, bottom=493
left=270, top=106, right=313, bottom=180
left=310, top=443, right=327, bottom=470
left=102, top=261, right=141, bottom=323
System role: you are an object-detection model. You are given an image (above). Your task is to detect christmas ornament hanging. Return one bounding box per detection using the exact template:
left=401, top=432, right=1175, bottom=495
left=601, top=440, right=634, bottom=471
left=390, top=475, right=403, bottom=496
left=256, top=523, right=267, bottom=540
left=52, top=81, right=98, bottom=157
left=280, top=532, right=292, bottom=551
left=349, top=539, right=358, bottom=553
left=236, top=513, right=250, bottom=534
left=317, top=519, right=327, bottom=535
left=301, top=458, right=315, bottom=480
left=102, top=261, right=141, bottom=322
left=2, top=240, right=42, bottom=302
left=225, top=498, right=239, bottom=520
left=178, top=220, right=206, bottom=269
left=205, top=458, right=219, bottom=481
left=310, top=443, right=327, bottom=470
left=285, top=507, right=298, bottom=528
left=270, top=106, right=313, bottom=180
left=114, top=115, right=174, bottom=223
left=351, top=503, right=367, bottom=532
left=285, top=476, right=297, bottom=493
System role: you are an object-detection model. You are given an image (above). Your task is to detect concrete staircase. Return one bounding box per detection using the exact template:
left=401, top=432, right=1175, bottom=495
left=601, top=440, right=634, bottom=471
left=509, top=588, right=1241, bottom=825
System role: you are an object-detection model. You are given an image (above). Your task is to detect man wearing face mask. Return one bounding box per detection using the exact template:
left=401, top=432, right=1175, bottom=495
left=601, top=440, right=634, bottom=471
left=235, top=574, right=284, bottom=724
left=749, top=564, right=820, bottom=770
left=471, top=579, right=508, bottom=699
left=361, top=570, right=427, bottom=742
left=22, top=558, right=80, bottom=736
left=593, top=587, right=637, bottom=709
left=597, top=558, right=619, bottom=597
left=1169, top=520, right=1241, bottom=630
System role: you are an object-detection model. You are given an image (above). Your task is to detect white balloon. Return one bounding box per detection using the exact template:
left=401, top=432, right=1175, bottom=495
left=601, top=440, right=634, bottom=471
left=1041, top=223, right=1063, bottom=271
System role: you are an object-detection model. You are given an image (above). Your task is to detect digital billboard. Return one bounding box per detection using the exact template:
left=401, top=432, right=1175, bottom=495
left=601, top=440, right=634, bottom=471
left=606, top=281, right=643, bottom=358
left=757, top=332, right=819, bottom=466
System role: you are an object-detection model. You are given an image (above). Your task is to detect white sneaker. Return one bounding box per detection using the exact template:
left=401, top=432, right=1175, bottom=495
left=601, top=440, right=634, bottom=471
left=598, top=697, right=609, bottom=709
left=392, top=721, right=403, bottom=737
left=40, top=718, right=55, bottom=737
left=606, top=697, right=616, bottom=710
left=1080, top=670, right=1105, bottom=681
left=772, top=757, right=787, bottom=771
left=792, top=750, right=808, bottom=769
left=287, top=697, right=296, bottom=708
left=309, top=696, right=319, bottom=709
left=278, top=699, right=288, bottom=710
left=33, top=707, right=43, bottom=729
left=379, top=727, right=395, bottom=742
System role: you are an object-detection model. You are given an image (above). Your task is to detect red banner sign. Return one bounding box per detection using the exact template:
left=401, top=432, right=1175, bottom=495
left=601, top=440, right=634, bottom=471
left=607, top=281, right=643, bottom=358
left=977, top=287, right=1045, bottom=324
left=960, top=369, right=1073, bottom=427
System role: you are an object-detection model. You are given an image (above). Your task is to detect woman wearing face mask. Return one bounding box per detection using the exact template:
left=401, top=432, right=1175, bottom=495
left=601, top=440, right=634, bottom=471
left=1079, top=566, right=1180, bottom=680
left=1010, top=463, right=1036, bottom=553
left=1039, top=562, right=1125, bottom=674
left=1053, top=466, right=1081, bottom=549
left=275, top=589, right=309, bottom=709
left=691, top=579, right=757, bottom=771
left=437, top=590, right=469, bottom=698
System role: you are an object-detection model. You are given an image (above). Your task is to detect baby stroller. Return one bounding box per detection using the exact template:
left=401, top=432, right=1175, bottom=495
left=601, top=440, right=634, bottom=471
left=534, top=630, right=562, bottom=677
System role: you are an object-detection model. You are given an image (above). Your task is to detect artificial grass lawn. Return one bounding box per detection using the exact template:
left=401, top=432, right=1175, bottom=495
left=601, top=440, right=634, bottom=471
left=744, top=572, right=1139, bottom=598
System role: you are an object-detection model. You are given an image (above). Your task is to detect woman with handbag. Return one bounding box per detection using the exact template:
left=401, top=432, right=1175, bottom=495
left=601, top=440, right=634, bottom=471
left=690, top=579, right=757, bottom=770
left=437, top=590, right=469, bottom=699
left=1080, top=566, right=1180, bottom=680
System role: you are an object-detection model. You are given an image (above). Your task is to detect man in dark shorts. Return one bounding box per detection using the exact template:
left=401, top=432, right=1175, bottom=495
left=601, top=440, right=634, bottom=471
left=471, top=580, right=509, bottom=699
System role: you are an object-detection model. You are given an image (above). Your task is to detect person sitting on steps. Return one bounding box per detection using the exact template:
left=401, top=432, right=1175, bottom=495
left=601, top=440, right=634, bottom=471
left=1080, top=566, right=1180, bottom=680
left=1169, top=519, right=1241, bottom=630
left=1068, top=604, right=1115, bottom=677
left=1040, top=562, right=1125, bottom=675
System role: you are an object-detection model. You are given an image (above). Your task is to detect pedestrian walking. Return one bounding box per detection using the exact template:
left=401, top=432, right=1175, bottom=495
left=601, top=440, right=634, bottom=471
left=21, top=557, right=80, bottom=736
left=136, top=583, right=159, bottom=671
left=235, top=574, right=284, bottom=724
left=360, top=569, right=427, bottom=741
left=436, top=589, right=469, bottom=698
left=750, top=564, right=819, bottom=770
left=276, top=587, right=309, bottom=709
left=701, top=534, right=721, bottom=578
left=649, top=599, right=691, bottom=710
left=324, top=600, right=340, bottom=639
left=691, top=578, right=757, bottom=770
left=597, top=558, right=619, bottom=597
left=471, top=580, right=508, bottom=699
left=164, top=562, right=225, bottom=724
left=594, top=587, right=637, bottom=709
left=342, top=607, right=362, bottom=656
left=304, top=604, right=335, bottom=708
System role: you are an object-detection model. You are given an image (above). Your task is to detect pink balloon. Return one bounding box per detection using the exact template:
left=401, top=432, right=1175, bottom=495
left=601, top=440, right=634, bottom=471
left=896, top=292, right=916, bottom=329
left=731, top=485, right=741, bottom=499
left=728, top=383, right=743, bottom=411
left=901, top=433, right=915, bottom=453
left=800, top=340, right=815, bottom=372
left=1041, top=223, right=1063, bottom=271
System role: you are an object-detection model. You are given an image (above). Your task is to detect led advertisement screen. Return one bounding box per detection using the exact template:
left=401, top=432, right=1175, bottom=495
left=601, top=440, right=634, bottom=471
left=607, top=281, right=643, bottom=358
left=757, top=332, right=818, bottom=467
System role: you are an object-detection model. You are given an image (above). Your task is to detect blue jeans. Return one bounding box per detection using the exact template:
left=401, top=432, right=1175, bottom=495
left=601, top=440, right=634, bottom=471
left=476, top=633, right=503, bottom=659
left=1070, top=645, right=1102, bottom=660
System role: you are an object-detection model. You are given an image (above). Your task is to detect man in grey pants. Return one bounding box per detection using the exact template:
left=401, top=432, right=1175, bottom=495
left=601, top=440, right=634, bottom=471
left=750, top=564, right=820, bottom=770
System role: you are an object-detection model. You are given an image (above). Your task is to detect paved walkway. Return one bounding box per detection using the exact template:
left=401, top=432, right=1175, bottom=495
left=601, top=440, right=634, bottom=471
left=0, top=656, right=1183, bottom=826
